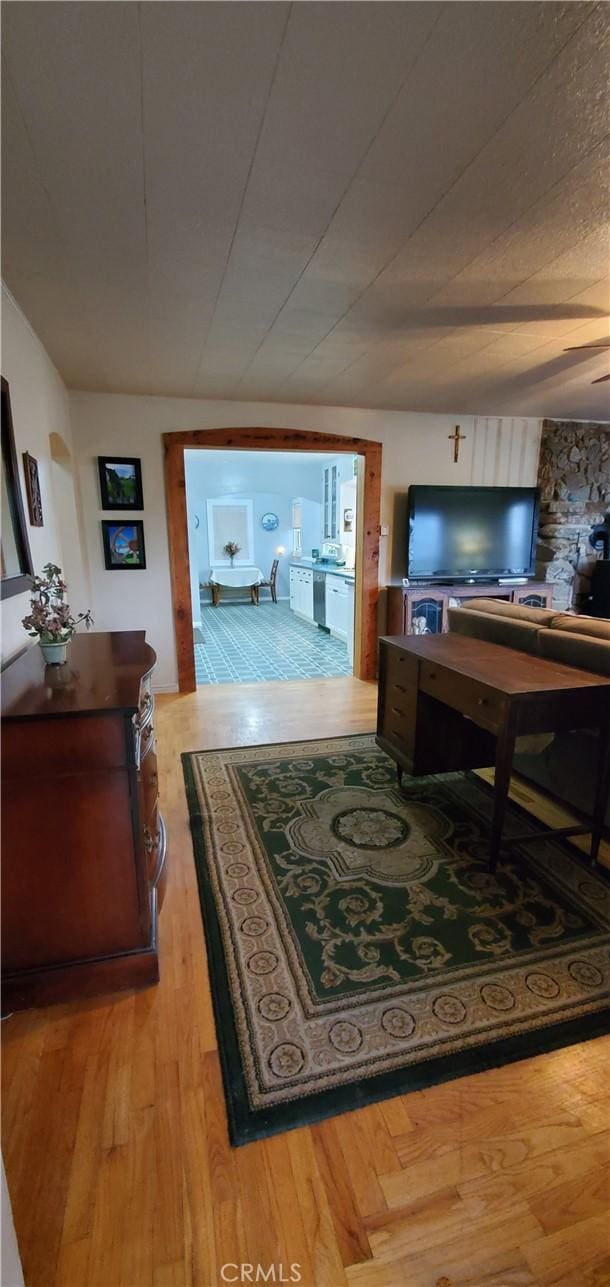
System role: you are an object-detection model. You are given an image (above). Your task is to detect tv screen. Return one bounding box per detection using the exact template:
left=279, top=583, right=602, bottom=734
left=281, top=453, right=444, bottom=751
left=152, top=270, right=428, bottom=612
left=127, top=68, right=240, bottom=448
left=407, top=485, right=539, bottom=582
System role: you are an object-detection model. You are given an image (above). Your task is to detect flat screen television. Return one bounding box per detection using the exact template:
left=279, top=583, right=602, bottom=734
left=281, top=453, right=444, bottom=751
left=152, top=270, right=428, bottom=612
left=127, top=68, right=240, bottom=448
left=407, top=485, right=540, bottom=582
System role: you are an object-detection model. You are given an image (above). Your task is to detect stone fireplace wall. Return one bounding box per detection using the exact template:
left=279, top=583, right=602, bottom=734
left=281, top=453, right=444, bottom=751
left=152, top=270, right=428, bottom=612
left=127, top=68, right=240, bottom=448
left=536, top=419, right=610, bottom=611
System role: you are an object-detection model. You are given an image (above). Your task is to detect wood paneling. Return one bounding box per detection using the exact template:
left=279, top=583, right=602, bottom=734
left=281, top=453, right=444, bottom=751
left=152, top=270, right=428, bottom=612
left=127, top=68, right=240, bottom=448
left=163, top=426, right=382, bottom=690
left=1, top=677, right=609, bottom=1286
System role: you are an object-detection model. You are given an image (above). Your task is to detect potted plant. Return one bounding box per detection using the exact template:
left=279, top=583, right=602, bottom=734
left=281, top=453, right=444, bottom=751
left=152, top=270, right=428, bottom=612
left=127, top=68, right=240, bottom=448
left=22, top=563, right=93, bottom=664
left=223, top=540, right=241, bottom=567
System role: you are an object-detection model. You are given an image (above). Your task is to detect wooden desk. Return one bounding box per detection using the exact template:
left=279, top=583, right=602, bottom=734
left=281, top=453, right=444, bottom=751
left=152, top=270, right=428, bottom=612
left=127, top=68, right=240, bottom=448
left=376, top=633, right=610, bottom=870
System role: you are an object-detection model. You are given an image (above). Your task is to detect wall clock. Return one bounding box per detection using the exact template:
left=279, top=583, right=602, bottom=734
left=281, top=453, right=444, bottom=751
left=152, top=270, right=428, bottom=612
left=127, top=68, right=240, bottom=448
left=261, top=512, right=279, bottom=531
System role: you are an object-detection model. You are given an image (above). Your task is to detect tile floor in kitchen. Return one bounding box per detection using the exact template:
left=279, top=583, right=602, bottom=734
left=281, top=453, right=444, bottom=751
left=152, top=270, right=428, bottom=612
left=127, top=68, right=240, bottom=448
left=194, top=599, right=351, bottom=684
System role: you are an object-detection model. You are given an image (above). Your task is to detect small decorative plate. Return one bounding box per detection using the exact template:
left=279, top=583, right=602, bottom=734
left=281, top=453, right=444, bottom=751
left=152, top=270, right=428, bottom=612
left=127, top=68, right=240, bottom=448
left=261, top=512, right=279, bottom=531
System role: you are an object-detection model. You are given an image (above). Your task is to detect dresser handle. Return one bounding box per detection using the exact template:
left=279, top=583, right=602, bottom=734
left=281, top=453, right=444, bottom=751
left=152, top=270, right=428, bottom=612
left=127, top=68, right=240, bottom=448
left=476, top=697, right=487, bottom=706
left=391, top=706, right=404, bottom=718
left=143, top=825, right=160, bottom=855
left=140, top=690, right=153, bottom=717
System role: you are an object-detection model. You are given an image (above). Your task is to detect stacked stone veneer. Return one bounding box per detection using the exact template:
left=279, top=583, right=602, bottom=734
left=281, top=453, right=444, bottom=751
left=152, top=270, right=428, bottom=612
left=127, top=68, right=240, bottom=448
left=536, top=419, right=610, bottom=611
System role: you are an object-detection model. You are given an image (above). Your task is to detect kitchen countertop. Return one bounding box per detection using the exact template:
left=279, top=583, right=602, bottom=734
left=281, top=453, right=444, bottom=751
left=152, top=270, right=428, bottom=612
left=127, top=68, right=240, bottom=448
left=290, top=559, right=355, bottom=580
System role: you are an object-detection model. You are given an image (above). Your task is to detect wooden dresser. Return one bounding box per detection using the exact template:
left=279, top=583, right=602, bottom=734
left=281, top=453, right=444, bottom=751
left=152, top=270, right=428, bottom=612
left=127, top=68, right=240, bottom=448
left=1, top=630, right=167, bottom=1011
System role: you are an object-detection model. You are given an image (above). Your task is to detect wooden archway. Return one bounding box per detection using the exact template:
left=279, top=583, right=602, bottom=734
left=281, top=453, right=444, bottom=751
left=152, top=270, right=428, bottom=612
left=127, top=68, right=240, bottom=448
left=163, top=427, right=382, bottom=692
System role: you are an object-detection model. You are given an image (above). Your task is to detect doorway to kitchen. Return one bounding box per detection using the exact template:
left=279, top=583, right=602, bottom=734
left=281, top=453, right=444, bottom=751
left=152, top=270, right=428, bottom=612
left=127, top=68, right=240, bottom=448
left=185, top=447, right=358, bottom=686
left=164, top=426, right=382, bottom=693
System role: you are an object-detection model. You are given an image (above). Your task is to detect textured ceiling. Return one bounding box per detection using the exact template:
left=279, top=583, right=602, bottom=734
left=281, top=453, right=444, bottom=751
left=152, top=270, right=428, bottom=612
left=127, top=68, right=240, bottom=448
left=2, top=1, right=609, bottom=418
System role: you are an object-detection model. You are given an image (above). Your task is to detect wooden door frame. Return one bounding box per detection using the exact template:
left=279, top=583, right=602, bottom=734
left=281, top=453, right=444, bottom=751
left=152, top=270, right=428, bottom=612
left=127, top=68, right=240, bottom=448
left=163, top=426, right=382, bottom=692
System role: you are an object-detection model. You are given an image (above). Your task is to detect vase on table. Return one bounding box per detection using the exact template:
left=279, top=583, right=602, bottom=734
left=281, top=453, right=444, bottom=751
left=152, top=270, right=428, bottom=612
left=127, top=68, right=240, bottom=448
left=39, top=639, right=69, bottom=665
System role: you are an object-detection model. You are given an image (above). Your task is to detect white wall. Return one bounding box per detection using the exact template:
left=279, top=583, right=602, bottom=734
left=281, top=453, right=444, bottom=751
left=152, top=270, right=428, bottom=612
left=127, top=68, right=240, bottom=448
left=1, top=286, right=89, bottom=665
left=69, top=391, right=541, bottom=690
left=184, top=449, right=323, bottom=621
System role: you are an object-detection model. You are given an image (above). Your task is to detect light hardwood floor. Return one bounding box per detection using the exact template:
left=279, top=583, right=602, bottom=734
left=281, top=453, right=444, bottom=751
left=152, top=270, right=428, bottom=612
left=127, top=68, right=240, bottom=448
left=2, top=677, right=609, bottom=1287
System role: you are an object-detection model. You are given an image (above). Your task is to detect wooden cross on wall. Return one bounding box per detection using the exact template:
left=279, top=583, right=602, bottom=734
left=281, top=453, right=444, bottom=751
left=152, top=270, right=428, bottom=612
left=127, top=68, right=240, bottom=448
left=448, top=424, right=466, bottom=463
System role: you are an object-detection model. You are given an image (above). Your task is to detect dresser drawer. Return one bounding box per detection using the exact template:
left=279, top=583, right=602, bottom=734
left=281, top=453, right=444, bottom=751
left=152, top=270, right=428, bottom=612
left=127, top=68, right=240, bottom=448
left=420, top=662, right=505, bottom=732
left=2, top=713, right=127, bottom=777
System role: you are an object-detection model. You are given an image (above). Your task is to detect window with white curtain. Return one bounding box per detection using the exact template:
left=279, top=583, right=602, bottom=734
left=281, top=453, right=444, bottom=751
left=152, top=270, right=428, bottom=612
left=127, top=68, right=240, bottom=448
left=207, top=498, right=254, bottom=564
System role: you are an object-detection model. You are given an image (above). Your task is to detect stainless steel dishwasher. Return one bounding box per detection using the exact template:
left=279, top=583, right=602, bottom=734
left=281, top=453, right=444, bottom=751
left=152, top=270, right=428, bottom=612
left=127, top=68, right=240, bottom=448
left=313, top=571, right=326, bottom=627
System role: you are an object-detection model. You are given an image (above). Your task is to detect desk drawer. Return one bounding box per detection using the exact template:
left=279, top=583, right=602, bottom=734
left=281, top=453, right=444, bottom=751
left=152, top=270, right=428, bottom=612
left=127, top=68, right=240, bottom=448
left=385, top=647, right=416, bottom=688
left=420, top=663, right=505, bottom=732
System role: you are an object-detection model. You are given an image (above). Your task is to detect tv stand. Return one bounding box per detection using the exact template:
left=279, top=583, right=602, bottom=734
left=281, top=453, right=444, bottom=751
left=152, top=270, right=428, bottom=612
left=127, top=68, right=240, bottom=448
left=386, top=580, right=551, bottom=637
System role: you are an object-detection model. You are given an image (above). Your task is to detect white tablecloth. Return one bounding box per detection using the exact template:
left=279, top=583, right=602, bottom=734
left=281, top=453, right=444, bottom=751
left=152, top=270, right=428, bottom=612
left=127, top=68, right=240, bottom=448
left=209, top=566, right=264, bottom=588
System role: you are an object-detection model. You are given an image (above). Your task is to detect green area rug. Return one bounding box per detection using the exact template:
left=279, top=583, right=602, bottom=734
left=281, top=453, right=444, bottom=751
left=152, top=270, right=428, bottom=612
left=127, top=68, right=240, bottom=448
left=182, top=735, right=610, bottom=1145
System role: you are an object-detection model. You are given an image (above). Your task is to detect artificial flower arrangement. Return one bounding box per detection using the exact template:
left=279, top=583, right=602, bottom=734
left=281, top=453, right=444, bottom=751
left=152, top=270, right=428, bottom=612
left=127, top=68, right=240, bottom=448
left=223, top=540, right=241, bottom=564
left=22, top=563, right=93, bottom=664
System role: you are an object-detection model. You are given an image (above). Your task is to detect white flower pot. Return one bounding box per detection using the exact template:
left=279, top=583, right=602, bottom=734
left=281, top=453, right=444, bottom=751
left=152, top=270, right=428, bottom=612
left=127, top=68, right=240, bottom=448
left=39, top=640, right=68, bottom=665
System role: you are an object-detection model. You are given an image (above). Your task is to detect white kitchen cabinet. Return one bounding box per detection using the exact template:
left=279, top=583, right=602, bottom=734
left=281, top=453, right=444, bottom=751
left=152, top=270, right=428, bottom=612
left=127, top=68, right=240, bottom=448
left=323, top=462, right=339, bottom=540
left=346, top=579, right=355, bottom=666
left=325, top=575, right=349, bottom=640
left=289, top=566, right=314, bottom=622
left=323, top=456, right=357, bottom=541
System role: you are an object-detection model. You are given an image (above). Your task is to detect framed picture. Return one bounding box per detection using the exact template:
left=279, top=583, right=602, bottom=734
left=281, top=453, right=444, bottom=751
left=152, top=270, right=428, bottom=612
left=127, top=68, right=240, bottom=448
left=102, top=520, right=146, bottom=570
left=23, top=452, right=44, bottom=526
left=98, top=455, right=143, bottom=510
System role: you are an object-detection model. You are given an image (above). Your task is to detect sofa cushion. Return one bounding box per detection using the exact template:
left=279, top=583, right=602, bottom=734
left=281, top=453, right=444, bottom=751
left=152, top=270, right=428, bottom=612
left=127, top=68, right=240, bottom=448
left=550, top=613, right=610, bottom=642
left=448, top=607, right=540, bottom=653
left=537, top=628, right=610, bottom=677
left=458, top=598, right=555, bottom=626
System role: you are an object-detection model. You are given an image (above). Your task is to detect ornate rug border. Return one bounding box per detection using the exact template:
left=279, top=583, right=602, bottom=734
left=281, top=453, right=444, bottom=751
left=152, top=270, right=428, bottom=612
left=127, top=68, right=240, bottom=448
left=181, top=739, right=610, bottom=1147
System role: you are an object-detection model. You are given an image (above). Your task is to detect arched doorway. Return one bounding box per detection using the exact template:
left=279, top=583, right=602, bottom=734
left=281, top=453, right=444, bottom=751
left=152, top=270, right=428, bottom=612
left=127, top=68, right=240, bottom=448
left=163, top=427, right=382, bottom=692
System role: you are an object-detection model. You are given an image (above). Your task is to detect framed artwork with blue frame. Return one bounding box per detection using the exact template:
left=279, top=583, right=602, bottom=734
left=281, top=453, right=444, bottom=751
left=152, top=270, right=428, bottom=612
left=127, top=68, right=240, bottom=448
left=102, top=520, right=146, bottom=569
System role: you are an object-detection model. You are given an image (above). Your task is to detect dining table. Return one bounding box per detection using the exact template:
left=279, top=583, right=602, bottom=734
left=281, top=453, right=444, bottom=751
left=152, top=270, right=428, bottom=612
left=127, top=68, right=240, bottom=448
left=207, top=566, right=264, bottom=605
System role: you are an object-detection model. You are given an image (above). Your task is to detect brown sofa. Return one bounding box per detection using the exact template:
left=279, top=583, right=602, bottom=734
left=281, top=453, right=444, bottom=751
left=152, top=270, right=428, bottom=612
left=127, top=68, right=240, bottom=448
left=448, top=598, right=610, bottom=826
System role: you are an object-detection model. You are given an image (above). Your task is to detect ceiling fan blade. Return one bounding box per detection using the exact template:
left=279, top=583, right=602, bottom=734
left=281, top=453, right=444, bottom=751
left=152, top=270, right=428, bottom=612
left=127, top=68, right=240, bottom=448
left=591, top=373, right=610, bottom=384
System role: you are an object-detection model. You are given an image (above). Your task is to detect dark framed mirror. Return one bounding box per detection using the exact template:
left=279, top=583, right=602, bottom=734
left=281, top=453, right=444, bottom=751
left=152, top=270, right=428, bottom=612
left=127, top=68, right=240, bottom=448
left=1, top=375, right=34, bottom=599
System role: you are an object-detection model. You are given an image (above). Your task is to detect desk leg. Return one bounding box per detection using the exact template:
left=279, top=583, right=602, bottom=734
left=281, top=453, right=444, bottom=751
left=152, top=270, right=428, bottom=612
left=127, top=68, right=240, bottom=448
left=490, top=727, right=515, bottom=872
left=591, top=709, right=610, bottom=865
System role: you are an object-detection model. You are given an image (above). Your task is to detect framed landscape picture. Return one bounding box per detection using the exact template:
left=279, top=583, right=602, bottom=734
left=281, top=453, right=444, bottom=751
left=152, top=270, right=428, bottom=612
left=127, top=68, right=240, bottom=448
left=98, top=455, right=143, bottom=510
left=102, top=520, right=146, bottom=570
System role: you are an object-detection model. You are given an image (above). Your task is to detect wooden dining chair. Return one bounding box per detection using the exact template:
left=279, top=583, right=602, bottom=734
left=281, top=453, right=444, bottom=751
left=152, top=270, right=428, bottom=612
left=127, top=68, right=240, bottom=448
left=258, top=558, right=279, bottom=603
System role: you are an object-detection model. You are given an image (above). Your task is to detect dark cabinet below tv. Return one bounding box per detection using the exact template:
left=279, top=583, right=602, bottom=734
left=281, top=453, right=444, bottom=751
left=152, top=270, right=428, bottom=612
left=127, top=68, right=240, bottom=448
left=386, top=581, right=552, bottom=636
